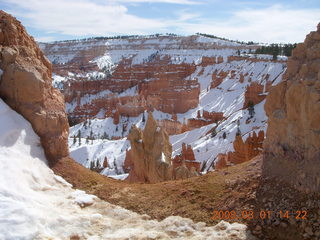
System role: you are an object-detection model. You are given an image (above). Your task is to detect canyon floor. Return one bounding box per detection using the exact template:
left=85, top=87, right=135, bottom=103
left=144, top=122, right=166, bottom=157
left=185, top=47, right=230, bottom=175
left=54, top=155, right=320, bottom=239
left=53, top=155, right=262, bottom=226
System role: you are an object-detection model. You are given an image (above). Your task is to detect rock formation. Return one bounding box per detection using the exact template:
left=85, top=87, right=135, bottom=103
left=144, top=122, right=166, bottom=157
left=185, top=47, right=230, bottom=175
left=243, top=82, right=270, bottom=108
left=0, top=11, right=69, bottom=166
left=172, top=143, right=200, bottom=174
left=125, top=112, right=173, bottom=183
left=215, top=131, right=264, bottom=169
left=125, top=112, right=199, bottom=183
left=263, top=23, right=320, bottom=193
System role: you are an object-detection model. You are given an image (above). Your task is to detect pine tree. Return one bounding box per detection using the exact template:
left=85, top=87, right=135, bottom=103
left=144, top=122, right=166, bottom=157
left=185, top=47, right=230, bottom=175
left=78, top=130, right=81, bottom=146
left=222, top=132, right=227, bottom=139
left=236, top=127, right=241, bottom=136
left=142, top=113, right=145, bottom=123
left=102, top=132, right=108, bottom=140
left=211, top=129, right=217, bottom=138
left=73, top=135, right=77, bottom=145
left=86, top=136, right=89, bottom=144
left=248, top=101, right=255, bottom=118
left=90, top=161, right=94, bottom=170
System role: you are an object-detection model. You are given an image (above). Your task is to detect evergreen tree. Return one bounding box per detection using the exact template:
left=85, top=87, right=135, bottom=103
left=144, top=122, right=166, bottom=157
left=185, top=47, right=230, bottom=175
left=236, top=127, right=241, bottom=136
left=86, top=136, right=89, bottom=144
left=78, top=130, right=81, bottom=146
left=222, top=132, right=227, bottom=139
left=248, top=100, right=255, bottom=118
left=73, top=135, right=77, bottom=145
left=114, top=158, right=119, bottom=175
left=102, top=132, right=108, bottom=140
left=211, top=129, right=217, bottom=138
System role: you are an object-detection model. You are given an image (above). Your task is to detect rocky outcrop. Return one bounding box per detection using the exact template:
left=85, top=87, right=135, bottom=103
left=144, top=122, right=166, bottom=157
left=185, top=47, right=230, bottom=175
left=125, top=112, right=173, bottom=183
left=211, top=71, right=228, bottom=88
left=56, top=53, right=200, bottom=123
left=202, top=111, right=224, bottom=122
left=229, top=131, right=264, bottom=164
left=243, top=82, right=270, bottom=108
left=158, top=119, right=186, bottom=135
left=215, top=131, right=264, bottom=169
left=0, top=11, right=69, bottom=166
left=172, top=143, right=200, bottom=173
left=263, top=24, right=320, bottom=193
left=125, top=113, right=199, bottom=183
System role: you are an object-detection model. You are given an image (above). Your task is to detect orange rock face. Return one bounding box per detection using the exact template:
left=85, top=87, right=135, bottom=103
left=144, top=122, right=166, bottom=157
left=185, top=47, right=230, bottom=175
left=202, top=111, right=224, bottom=122
left=215, top=131, right=264, bottom=169
left=172, top=143, right=200, bottom=173
left=0, top=11, right=69, bottom=166
left=263, top=23, right=320, bottom=193
left=125, top=112, right=173, bottom=183
left=157, top=119, right=186, bottom=135
left=229, top=131, right=264, bottom=164
left=211, top=71, right=228, bottom=88
left=56, top=53, right=200, bottom=123
left=243, top=82, right=270, bottom=108
left=125, top=113, right=199, bottom=183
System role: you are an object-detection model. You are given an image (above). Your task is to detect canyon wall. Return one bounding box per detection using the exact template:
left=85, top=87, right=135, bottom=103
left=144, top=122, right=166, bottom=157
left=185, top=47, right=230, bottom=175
left=0, top=11, right=69, bottom=166
left=263, top=24, right=320, bottom=193
left=42, top=27, right=287, bottom=176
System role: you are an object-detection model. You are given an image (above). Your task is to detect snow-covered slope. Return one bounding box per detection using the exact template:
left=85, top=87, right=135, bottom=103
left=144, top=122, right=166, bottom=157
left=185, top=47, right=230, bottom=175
left=42, top=35, right=286, bottom=178
left=67, top=58, right=285, bottom=176
left=0, top=98, right=254, bottom=239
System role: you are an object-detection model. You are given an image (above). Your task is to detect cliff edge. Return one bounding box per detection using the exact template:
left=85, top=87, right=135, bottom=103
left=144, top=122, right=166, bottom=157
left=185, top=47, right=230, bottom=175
left=0, top=11, right=69, bottom=166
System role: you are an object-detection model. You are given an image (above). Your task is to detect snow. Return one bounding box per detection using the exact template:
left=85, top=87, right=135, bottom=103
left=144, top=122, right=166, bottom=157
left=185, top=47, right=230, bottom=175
left=45, top=35, right=286, bottom=178
left=0, top=98, right=253, bottom=239
left=68, top=55, right=285, bottom=176
left=71, top=189, right=97, bottom=208
left=161, top=152, right=166, bottom=163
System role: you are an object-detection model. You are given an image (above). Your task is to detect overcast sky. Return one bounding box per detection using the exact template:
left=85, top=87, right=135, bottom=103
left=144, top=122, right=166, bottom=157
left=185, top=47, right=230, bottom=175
left=1, top=0, right=319, bottom=43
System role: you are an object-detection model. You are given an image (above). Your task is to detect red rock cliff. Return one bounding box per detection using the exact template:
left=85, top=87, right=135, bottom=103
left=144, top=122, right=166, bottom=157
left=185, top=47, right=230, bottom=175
left=263, top=23, right=320, bottom=193
left=0, top=11, right=69, bottom=166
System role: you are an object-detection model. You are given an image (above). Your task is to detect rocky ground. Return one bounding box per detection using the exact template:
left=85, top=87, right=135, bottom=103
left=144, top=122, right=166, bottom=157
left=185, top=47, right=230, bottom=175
left=53, top=155, right=320, bottom=240
left=53, top=155, right=262, bottom=225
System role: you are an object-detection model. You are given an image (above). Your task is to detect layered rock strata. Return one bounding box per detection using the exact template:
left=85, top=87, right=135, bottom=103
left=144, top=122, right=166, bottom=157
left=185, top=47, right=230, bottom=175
left=0, top=11, right=69, bottom=166
left=263, top=24, right=320, bottom=193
